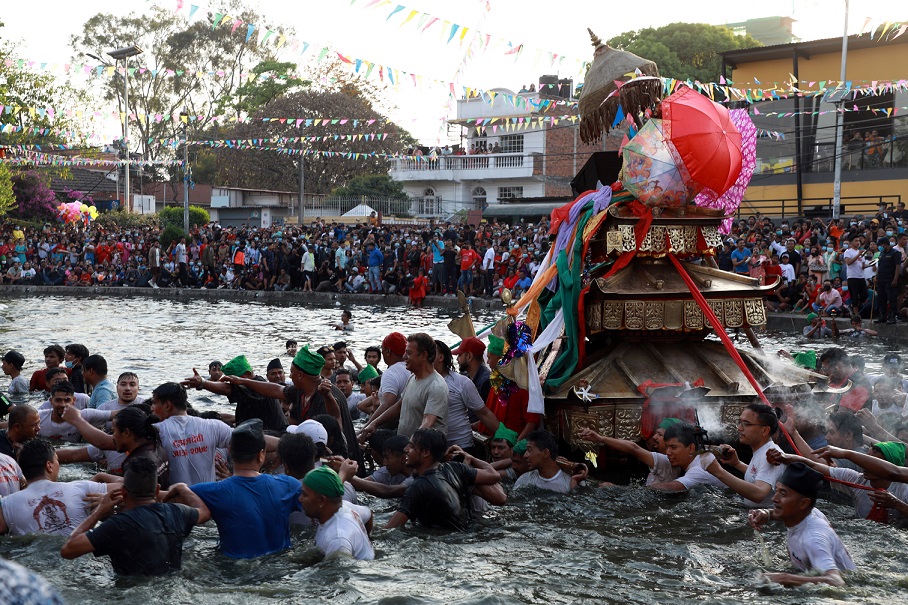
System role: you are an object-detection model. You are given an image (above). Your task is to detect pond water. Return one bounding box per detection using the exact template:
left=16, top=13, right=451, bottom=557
left=0, top=295, right=906, bottom=605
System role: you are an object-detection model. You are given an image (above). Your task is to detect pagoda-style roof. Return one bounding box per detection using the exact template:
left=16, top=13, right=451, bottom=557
left=593, top=259, right=779, bottom=298
left=548, top=340, right=822, bottom=402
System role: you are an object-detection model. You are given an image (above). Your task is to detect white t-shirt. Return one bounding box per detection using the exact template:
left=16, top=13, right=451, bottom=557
left=98, top=399, right=131, bottom=431
left=482, top=247, right=496, bottom=270
left=315, top=501, right=374, bottom=560
left=154, top=415, right=233, bottom=486
left=513, top=468, right=572, bottom=493
left=742, top=440, right=784, bottom=507
left=786, top=508, right=856, bottom=573
left=0, top=452, right=22, bottom=497
left=0, top=479, right=108, bottom=536
left=378, top=362, right=412, bottom=401
left=649, top=452, right=725, bottom=490
left=647, top=452, right=682, bottom=486
left=7, top=376, right=29, bottom=395
left=86, top=445, right=128, bottom=475
left=443, top=372, right=486, bottom=448
left=843, top=248, right=865, bottom=279
left=37, top=408, right=111, bottom=443
left=39, top=393, right=90, bottom=411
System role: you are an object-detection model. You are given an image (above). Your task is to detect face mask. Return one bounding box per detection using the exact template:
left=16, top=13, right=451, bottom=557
left=886, top=230, right=894, bottom=236
left=65, top=361, right=74, bottom=368
left=776, top=230, right=782, bottom=235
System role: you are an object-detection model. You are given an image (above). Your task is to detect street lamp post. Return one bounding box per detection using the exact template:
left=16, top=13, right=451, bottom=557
left=106, top=45, right=143, bottom=212
left=180, top=111, right=189, bottom=233
left=831, top=1, right=850, bottom=220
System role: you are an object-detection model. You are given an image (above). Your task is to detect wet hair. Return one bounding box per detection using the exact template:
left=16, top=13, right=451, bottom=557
left=117, top=372, right=139, bottom=383
left=819, top=347, right=849, bottom=367
left=364, top=346, right=382, bottom=359
left=317, top=345, right=334, bottom=357
left=333, top=341, right=348, bottom=351
left=285, top=339, right=297, bottom=348
left=49, top=380, right=75, bottom=398
left=382, top=435, right=409, bottom=455
left=526, top=430, right=559, bottom=460
left=850, top=355, right=866, bottom=373
left=335, top=368, right=353, bottom=380
left=744, top=403, right=780, bottom=435
left=113, top=407, right=161, bottom=448
left=122, top=456, right=158, bottom=499
left=664, top=422, right=697, bottom=447
left=278, top=433, right=317, bottom=477
left=45, top=367, right=68, bottom=382
left=410, top=428, right=447, bottom=462
left=152, top=382, right=188, bottom=410
left=368, top=376, right=382, bottom=390
left=82, top=354, right=108, bottom=375
left=43, top=344, right=65, bottom=359
left=18, top=438, right=56, bottom=481
left=341, top=310, right=352, bottom=320
left=128, top=401, right=154, bottom=417
left=65, top=344, right=89, bottom=361
left=407, top=333, right=436, bottom=361
left=434, top=340, right=454, bottom=373
left=8, top=404, right=36, bottom=428
left=367, top=428, right=394, bottom=454
left=825, top=411, right=861, bottom=443
left=314, top=414, right=348, bottom=458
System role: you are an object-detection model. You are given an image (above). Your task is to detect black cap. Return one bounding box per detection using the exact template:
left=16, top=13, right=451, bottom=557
left=266, top=358, right=283, bottom=371
left=883, top=353, right=901, bottom=365
left=2, top=350, right=25, bottom=369
left=779, top=462, right=823, bottom=501
left=878, top=236, right=891, bottom=247
left=230, top=419, right=265, bottom=456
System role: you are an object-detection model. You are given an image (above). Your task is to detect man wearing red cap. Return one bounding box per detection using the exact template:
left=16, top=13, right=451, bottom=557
left=359, top=333, right=412, bottom=441
left=452, top=337, right=491, bottom=402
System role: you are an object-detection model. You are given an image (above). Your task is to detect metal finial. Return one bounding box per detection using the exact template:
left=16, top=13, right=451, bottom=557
left=588, top=28, right=604, bottom=47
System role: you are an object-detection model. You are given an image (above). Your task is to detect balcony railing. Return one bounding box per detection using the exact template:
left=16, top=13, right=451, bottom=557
left=391, top=153, right=528, bottom=172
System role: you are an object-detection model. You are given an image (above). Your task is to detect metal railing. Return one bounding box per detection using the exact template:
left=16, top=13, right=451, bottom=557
left=289, top=194, right=478, bottom=220
left=736, top=195, right=902, bottom=220
left=390, top=153, right=529, bottom=172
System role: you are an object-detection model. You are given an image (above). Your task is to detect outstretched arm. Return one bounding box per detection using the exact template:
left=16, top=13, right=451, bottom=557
left=578, top=427, right=655, bottom=468
left=181, top=368, right=234, bottom=397
left=814, top=445, right=908, bottom=482
left=219, top=374, right=286, bottom=400
left=61, top=405, right=115, bottom=450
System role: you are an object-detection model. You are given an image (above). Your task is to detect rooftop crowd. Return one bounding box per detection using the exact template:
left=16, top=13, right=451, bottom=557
left=0, top=215, right=550, bottom=303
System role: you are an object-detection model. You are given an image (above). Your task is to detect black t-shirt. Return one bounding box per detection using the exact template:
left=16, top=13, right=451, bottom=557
left=284, top=384, right=365, bottom=474
left=87, top=502, right=198, bottom=576
left=443, top=249, right=457, bottom=270
left=877, top=248, right=902, bottom=280
left=125, top=443, right=171, bottom=490
left=229, top=378, right=288, bottom=432
left=70, top=365, right=86, bottom=394
left=398, top=462, right=478, bottom=531
left=785, top=249, right=802, bottom=271
left=0, top=430, right=14, bottom=458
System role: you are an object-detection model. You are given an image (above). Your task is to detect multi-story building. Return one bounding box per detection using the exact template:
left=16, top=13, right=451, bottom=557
left=389, top=77, right=606, bottom=220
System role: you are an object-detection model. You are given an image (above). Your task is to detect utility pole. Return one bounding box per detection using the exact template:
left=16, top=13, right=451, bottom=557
left=181, top=112, right=189, bottom=233
left=106, top=46, right=143, bottom=212
left=831, top=0, right=850, bottom=220
left=298, top=146, right=305, bottom=227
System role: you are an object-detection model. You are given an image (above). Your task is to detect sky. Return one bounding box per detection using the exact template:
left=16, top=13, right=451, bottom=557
left=2, top=0, right=907, bottom=144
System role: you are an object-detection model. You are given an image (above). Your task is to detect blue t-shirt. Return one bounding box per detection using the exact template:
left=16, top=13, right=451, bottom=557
left=368, top=248, right=384, bottom=267
left=730, top=248, right=751, bottom=274
left=191, top=474, right=302, bottom=559
left=431, top=241, right=444, bottom=264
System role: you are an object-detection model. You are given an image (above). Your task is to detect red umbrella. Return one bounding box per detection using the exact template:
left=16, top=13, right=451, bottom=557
left=662, top=86, right=742, bottom=196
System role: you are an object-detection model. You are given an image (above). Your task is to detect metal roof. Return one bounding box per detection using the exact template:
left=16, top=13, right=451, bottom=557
left=722, top=32, right=908, bottom=67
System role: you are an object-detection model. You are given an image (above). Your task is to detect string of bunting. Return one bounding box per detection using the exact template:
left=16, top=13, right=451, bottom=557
left=1, top=150, right=185, bottom=167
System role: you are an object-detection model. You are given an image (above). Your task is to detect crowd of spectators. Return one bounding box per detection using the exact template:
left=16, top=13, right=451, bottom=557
left=0, top=217, right=549, bottom=299
left=717, top=201, right=908, bottom=324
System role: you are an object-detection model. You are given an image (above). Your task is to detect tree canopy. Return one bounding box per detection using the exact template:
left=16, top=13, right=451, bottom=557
left=330, top=174, right=407, bottom=200
left=608, top=23, right=761, bottom=83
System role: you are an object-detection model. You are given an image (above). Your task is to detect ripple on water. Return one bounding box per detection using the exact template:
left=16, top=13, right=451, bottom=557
left=1, top=296, right=906, bottom=604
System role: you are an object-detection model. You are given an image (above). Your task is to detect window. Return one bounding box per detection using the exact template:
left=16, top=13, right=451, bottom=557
left=472, top=186, right=487, bottom=208
left=498, top=186, right=523, bottom=200
left=423, top=188, right=436, bottom=197
left=500, top=134, right=524, bottom=154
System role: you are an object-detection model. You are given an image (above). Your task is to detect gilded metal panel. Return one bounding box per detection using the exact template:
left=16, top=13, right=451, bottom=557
left=625, top=301, right=645, bottom=329
left=721, top=404, right=747, bottom=433
left=701, top=225, right=723, bottom=249
left=619, top=225, right=636, bottom=252
left=598, top=407, right=616, bottom=438
left=684, top=300, right=703, bottom=329
left=725, top=299, right=744, bottom=328
left=603, top=301, right=622, bottom=329
left=644, top=301, right=664, bottom=330
left=606, top=229, right=623, bottom=255
left=682, top=226, right=698, bottom=251
left=615, top=405, right=643, bottom=440
left=664, top=301, right=684, bottom=329
left=708, top=300, right=725, bottom=326
left=744, top=298, right=767, bottom=326
left=667, top=226, right=685, bottom=252
left=569, top=410, right=602, bottom=446
left=587, top=300, right=602, bottom=333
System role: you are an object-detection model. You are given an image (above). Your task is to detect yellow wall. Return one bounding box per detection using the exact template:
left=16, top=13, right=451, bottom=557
left=730, top=42, right=908, bottom=86
left=740, top=179, right=903, bottom=217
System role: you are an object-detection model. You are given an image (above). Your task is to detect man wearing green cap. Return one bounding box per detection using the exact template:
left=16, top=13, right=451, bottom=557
left=489, top=424, right=519, bottom=479
left=300, top=466, right=374, bottom=560
left=803, top=313, right=832, bottom=339
left=579, top=419, right=683, bottom=486
left=164, top=419, right=303, bottom=559
left=222, top=346, right=364, bottom=475
left=183, top=356, right=287, bottom=432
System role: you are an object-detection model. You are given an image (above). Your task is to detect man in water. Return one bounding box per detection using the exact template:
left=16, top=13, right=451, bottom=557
left=28, top=344, right=66, bottom=393
left=452, top=337, right=491, bottom=402
left=386, top=428, right=501, bottom=530
left=83, top=354, right=117, bottom=409
left=578, top=418, right=682, bottom=486
left=748, top=462, right=855, bottom=586
left=286, top=340, right=298, bottom=357
left=512, top=430, right=586, bottom=493
left=358, top=333, right=410, bottom=440
left=60, top=457, right=206, bottom=575
left=37, top=381, right=114, bottom=443
left=164, top=419, right=302, bottom=559
left=648, top=423, right=726, bottom=492
left=0, top=438, right=108, bottom=536
left=0, top=405, right=41, bottom=458
left=2, top=350, right=28, bottom=398
left=300, top=466, right=374, bottom=560
left=64, top=344, right=89, bottom=394
left=266, top=358, right=290, bottom=386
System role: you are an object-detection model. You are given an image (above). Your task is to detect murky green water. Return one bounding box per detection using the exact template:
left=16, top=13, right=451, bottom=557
left=1, top=296, right=906, bottom=604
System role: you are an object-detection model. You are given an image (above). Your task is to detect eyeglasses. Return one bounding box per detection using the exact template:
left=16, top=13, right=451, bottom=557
left=737, top=420, right=768, bottom=428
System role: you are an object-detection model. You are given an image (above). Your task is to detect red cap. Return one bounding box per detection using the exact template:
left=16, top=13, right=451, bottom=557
left=451, top=337, right=486, bottom=357
left=382, top=332, right=407, bottom=356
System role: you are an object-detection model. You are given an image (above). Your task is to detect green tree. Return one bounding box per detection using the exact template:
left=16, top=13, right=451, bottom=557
left=0, top=162, right=15, bottom=218
left=330, top=174, right=407, bottom=199
left=220, top=60, right=311, bottom=116
left=608, top=23, right=761, bottom=83
left=158, top=205, right=210, bottom=230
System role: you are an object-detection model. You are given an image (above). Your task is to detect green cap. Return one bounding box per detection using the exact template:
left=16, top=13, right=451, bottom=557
left=303, top=465, right=345, bottom=497
left=873, top=441, right=906, bottom=467
left=806, top=312, right=819, bottom=323
left=222, top=355, right=253, bottom=377
left=488, top=334, right=505, bottom=356
left=512, top=439, right=528, bottom=455
left=791, top=350, right=817, bottom=370
left=657, top=417, right=682, bottom=431
left=358, top=364, right=379, bottom=383
left=493, top=423, right=518, bottom=447
left=292, top=345, right=325, bottom=376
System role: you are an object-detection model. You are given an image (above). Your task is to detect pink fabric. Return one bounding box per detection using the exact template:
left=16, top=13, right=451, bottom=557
left=692, top=109, right=757, bottom=234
